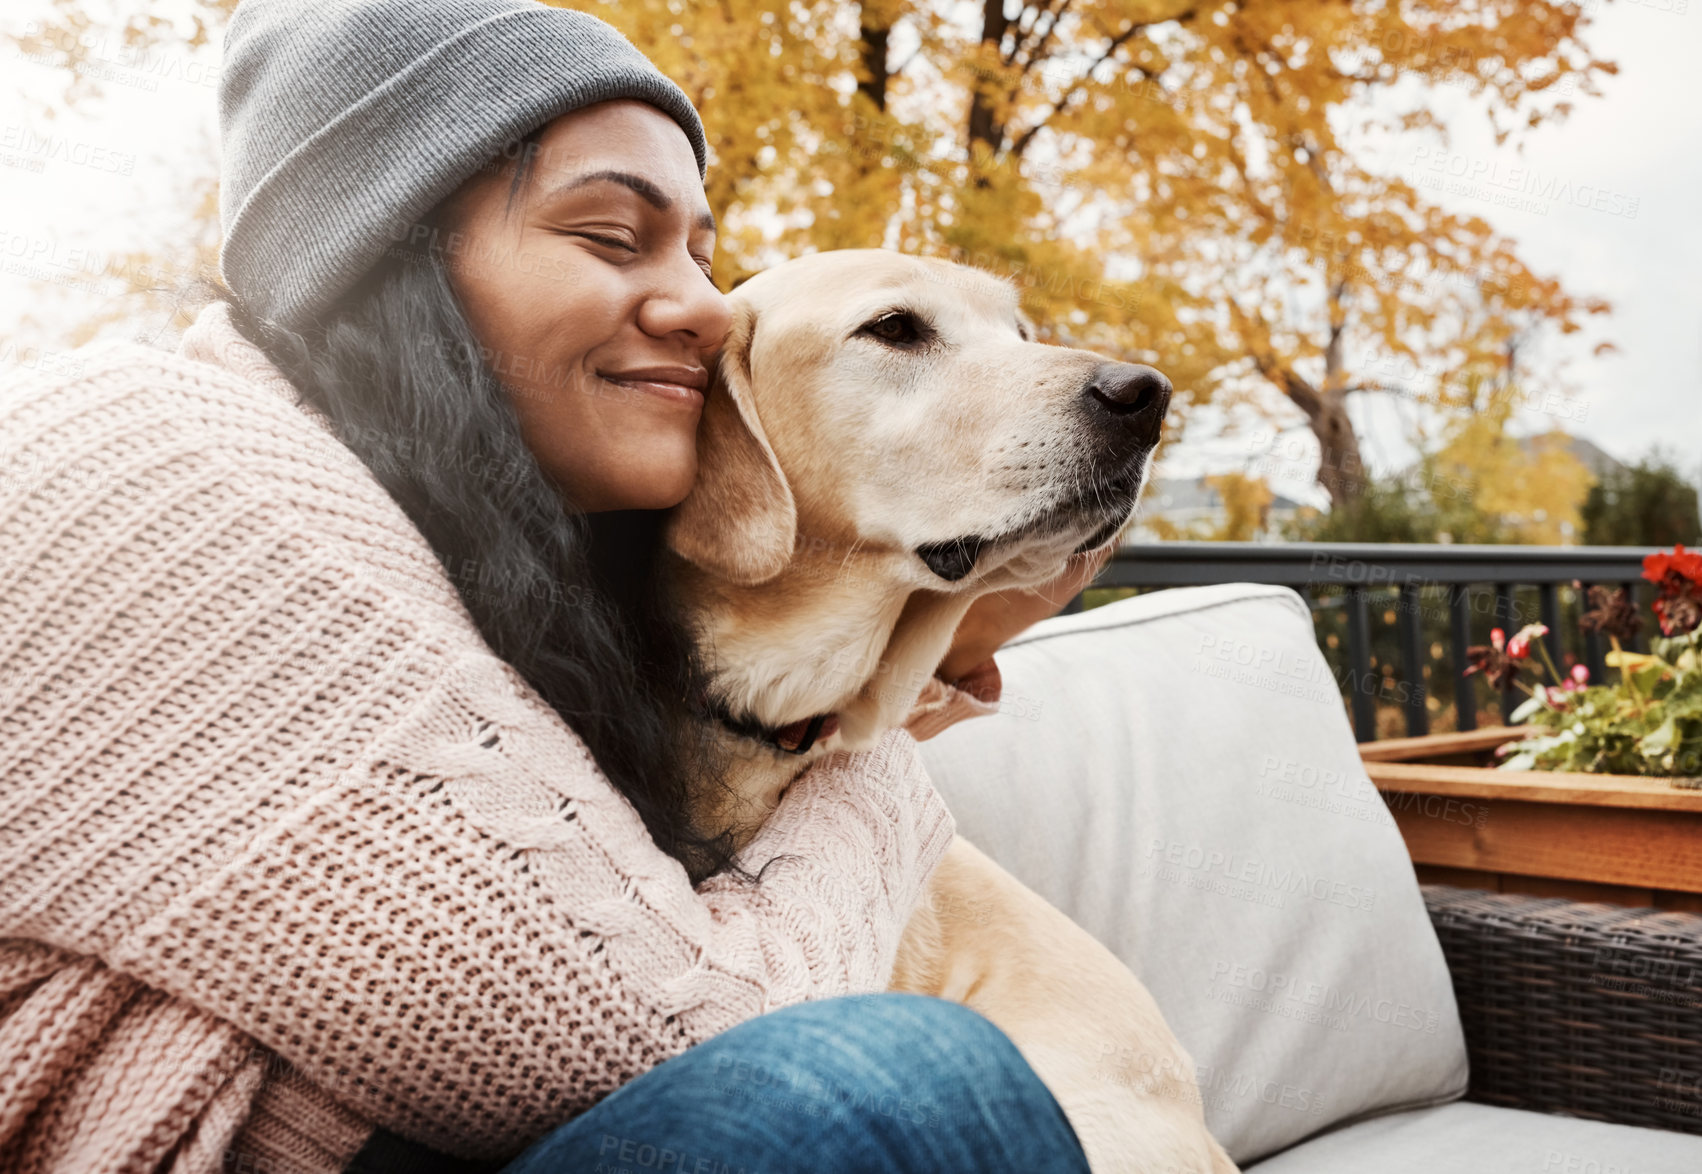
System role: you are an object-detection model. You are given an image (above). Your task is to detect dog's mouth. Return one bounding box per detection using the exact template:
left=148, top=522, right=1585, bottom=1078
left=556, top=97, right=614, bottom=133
left=914, top=466, right=1145, bottom=582
left=1071, top=509, right=1130, bottom=555
left=1056, top=469, right=1144, bottom=552
left=915, top=534, right=989, bottom=582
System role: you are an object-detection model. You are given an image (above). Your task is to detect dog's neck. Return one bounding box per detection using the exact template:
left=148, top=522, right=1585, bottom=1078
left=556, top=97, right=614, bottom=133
left=665, top=550, right=979, bottom=849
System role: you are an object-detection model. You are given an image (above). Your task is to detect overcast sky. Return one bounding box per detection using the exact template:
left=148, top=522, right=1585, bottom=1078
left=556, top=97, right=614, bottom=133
left=1158, top=0, right=1702, bottom=503
left=1367, top=0, right=1701, bottom=479
left=2, top=1, right=1696, bottom=509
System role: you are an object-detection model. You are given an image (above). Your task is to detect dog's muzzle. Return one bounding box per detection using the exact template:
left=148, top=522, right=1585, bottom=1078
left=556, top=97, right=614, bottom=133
left=913, top=362, right=1170, bottom=582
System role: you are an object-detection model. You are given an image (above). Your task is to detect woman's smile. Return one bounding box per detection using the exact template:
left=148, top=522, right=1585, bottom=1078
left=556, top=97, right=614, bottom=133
left=597, top=363, right=709, bottom=408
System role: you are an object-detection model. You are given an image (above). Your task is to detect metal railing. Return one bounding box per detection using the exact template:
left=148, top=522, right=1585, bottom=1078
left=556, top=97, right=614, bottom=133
left=1077, top=542, right=1662, bottom=742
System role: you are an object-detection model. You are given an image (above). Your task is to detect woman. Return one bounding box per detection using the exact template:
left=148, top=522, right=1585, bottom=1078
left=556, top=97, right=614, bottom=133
left=0, top=2, right=1104, bottom=1172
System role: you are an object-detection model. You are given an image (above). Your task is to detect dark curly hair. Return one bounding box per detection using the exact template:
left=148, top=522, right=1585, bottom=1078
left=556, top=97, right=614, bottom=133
left=221, top=133, right=743, bottom=884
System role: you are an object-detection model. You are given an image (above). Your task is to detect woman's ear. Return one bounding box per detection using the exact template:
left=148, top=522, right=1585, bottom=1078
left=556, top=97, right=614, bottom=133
left=665, top=302, right=798, bottom=584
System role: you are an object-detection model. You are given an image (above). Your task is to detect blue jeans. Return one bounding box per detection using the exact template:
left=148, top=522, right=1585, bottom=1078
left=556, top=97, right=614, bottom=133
left=348, top=993, right=1090, bottom=1174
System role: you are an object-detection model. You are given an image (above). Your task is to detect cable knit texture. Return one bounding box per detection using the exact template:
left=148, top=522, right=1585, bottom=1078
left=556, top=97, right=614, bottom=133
left=0, top=302, right=956, bottom=1174
left=903, top=658, right=1003, bottom=743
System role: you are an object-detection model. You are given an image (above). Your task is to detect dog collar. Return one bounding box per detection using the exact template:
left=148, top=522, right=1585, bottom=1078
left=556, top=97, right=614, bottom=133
left=697, top=694, right=841, bottom=756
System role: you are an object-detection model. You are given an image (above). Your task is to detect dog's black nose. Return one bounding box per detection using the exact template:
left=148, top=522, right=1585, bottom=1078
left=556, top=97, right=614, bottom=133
left=1082, top=362, right=1171, bottom=448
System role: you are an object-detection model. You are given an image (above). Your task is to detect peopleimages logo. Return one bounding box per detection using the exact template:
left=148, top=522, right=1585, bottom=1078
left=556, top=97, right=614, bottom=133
left=1409, top=148, right=1640, bottom=219
left=1143, top=838, right=1378, bottom=911
left=596, top=1133, right=767, bottom=1174
left=1192, top=1064, right=1328, bottom=1117
left=0, top=126, right=136, bottom=174
left=1208, top=960, right=1444, bottom=1033
left=1541, top=1152, right=1649, bottom=1174
left=1254, top=755, right=1400, bottom=828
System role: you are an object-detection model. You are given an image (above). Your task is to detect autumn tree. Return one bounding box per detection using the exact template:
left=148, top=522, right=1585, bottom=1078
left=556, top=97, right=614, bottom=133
left=1204, top=471, right=1276, bottom=541
left=1425, top=385, right=1596, bottom=545
left=1142, top=470, right=1273, bottom=541
left=608, top=0, right=1614, bottom=506
left=11, top=0, right=1614, bottom=507
left=1289, top=377, right=1597, bottom=545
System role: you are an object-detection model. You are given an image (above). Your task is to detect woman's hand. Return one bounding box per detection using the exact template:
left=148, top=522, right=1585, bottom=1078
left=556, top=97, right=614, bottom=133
left=936, top=543, right=1115, bottom=684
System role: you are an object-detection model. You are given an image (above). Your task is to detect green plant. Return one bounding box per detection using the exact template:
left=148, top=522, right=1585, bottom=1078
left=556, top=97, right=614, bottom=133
left=1494, top=546, right=1702, bottom=782
left=1284, top=463, right=1515, bottom=545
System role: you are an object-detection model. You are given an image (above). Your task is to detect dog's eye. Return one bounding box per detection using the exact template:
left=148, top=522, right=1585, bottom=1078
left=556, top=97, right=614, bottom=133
left=858, top=310, right=930, bottom=348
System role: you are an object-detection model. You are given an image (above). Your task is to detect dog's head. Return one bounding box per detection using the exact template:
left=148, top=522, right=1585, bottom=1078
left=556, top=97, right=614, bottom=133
left=668, top=249, right=1170, bottom=595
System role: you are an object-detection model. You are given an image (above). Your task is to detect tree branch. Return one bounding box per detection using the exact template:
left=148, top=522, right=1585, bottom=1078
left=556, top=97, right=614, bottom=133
left=1228, top=299, right=1326, bottom=421
left=1324, top=278, right=1349, bottom=390
left=1010, top=0, right=1073, bottom=72
left=1007, top=6, right=1197, bottom=157
left=1009, top=26, right=1141, bottom=156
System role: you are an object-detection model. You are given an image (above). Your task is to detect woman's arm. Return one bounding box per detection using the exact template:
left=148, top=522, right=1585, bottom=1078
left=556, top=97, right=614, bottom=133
left=902, top=544, right=1115, bottom=741
left=0, top=351, right=954, bottom=1162
left=937, top=544, right=1115, bottom=683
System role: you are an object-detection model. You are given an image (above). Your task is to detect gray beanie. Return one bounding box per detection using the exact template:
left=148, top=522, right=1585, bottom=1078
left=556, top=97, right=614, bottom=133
left=217, top=0, right=708, bottom=331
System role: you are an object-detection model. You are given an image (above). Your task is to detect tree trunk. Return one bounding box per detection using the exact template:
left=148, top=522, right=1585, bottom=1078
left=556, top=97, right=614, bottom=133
left=1308, top=393, right=1367, bottom=507
left=857, top=10, right=890, bottom=111
left=966, top=0, right=1010, bottom=159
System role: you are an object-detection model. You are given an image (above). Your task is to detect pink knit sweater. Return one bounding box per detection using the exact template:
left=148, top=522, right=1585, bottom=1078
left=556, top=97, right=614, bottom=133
left=0, top=303, right=958, bottom=1174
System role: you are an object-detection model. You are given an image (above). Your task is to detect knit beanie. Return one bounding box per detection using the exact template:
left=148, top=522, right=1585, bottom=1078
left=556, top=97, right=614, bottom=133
left=217, top=0, right=708, bottom=332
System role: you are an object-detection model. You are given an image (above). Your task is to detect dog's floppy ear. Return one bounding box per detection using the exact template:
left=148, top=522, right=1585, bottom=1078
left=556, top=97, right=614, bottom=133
left=666, top=302, right=797, bottom=584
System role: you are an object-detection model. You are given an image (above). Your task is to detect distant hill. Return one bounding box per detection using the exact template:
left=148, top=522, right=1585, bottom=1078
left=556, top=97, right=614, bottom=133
left=1519, top=434, right=1625, bottom=481
left=1391, top=432, right=1625, bottom=484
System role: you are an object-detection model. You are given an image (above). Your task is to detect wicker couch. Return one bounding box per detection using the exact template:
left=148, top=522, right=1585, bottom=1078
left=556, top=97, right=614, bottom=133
left=1424, top=885, right=1702, bottom=1135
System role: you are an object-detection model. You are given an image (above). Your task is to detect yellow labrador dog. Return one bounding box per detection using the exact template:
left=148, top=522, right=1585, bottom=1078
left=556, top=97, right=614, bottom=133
left=663, top=249, right=1237, bottom=1174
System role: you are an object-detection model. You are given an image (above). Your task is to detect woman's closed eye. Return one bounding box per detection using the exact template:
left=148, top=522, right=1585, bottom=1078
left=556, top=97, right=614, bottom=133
left=562, top=228, right=714, bottom=279
left=568, top=228, right=639, bottom=253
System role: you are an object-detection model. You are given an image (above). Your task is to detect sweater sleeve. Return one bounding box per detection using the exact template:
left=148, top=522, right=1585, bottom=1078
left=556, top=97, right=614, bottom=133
left=0, top=347, right=955, bottom=1162
left=902, top=655, right=1004, bottom=742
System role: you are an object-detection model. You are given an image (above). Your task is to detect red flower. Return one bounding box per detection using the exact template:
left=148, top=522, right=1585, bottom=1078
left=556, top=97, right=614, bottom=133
left=1644, top=544, right=1702, bottom=587
left=1505, top=623, right=1549, bottom=660
left=1645, top=545, right=1702, bottom=636
left=1541, top=665, right=1591, bottom=711
left=1655, top=587, right=1702, bottom=637
left=1464, top=627, right=1522, bottom=692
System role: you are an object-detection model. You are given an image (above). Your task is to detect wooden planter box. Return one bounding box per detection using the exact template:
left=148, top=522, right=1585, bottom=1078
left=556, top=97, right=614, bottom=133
left=1362, top=727, right=1702, bottom=912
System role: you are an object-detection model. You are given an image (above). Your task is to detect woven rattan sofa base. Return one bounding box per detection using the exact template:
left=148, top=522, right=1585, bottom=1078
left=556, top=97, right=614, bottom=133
left=1423, top=884, right=1702, bottom=1135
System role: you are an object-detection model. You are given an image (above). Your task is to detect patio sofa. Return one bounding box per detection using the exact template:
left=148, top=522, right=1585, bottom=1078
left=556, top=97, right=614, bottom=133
left=916, top=583, right=1702, bottom=1171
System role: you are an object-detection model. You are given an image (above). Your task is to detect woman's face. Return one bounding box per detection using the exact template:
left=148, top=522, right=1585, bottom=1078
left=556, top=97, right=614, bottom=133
left=441, top=100, right=730, bottom=512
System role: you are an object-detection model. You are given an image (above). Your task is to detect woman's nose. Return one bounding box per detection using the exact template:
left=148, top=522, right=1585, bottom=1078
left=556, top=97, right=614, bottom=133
left=639, top=255, right=734, bottom=348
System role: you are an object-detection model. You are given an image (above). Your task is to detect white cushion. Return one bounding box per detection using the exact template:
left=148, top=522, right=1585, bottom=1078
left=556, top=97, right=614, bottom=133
left=917, top=583, right=1468, bottom=1165
left=1246, top=1101, right=1702, bottom=1172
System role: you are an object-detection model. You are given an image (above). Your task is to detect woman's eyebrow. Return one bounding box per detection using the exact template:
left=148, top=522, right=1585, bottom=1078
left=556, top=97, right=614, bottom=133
left=537, top=168, right=716, bottom=231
